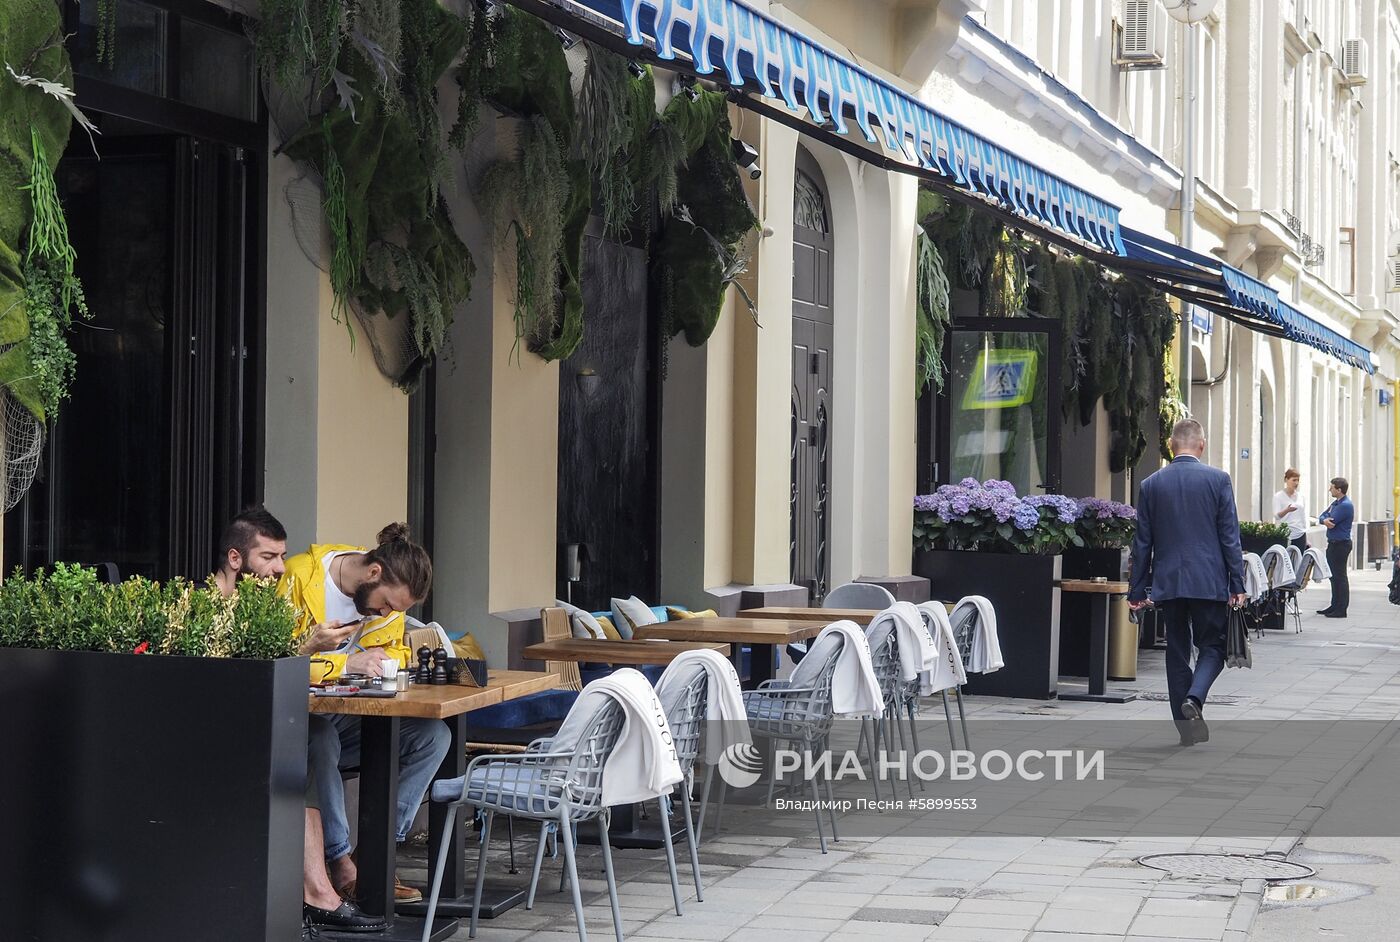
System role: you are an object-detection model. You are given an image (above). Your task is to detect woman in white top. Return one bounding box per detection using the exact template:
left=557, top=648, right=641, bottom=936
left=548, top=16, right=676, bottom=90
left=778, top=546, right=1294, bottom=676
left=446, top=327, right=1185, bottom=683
left=1272, top=468, right=1308, bottom=551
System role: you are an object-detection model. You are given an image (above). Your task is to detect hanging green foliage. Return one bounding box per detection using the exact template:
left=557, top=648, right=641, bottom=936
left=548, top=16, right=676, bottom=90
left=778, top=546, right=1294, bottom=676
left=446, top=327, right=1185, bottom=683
left=917, top=182, right=1176, bottom=472
left=575, top=46, right=658, bottom=238
left=0, top=1, right=87, bottom=426
left=95, top=0, right=118, bottom=69
left=280, top=0, right=472, bottom=389
left=255, top=0, right=348, bottom=95
left=915, top=227, right=950, bottom=396
left=351, top=0, right=403, bottom=109
left=479, top=115, right=572, bottom=356
left=652, top=88, right=758, bottom=346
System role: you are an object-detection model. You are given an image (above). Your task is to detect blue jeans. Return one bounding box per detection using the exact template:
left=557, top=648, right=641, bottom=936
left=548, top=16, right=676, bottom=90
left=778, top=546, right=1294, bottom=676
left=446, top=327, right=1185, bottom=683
left=1159, top=598, right=1227, bottom=721
left=309, top=713, right=452, bottom=862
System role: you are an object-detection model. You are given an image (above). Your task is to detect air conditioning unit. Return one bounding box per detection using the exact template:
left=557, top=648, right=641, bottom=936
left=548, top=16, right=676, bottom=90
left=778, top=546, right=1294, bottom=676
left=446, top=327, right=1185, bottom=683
left=1388, top=258, right=1400, bottom=293
left=1341, top=38, right=1369, bottom=85
left=1117, top=0, right=1169, bottom=70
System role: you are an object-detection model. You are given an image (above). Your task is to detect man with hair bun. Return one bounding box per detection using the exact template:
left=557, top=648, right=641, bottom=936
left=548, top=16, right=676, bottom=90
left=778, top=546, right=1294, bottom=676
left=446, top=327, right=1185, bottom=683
left=280, top=523, right=449, bottom=908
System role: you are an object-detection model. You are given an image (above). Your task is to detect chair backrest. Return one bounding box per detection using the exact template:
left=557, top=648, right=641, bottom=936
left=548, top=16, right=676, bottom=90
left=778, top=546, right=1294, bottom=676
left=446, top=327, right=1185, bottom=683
left=660, top=669, right=708, bottom=777
left=559, top=697, right=628, bottom=818
left=863, top=620, right=901, bottom=704
left=1287, top=544, right=1303, bottom=571
left=823, top=582, right=896, bottom=610
left=948, top=605, right=978, bottom=668
left=1292, top=555, right=1315, bottom=590
left=539, top=607, right=583, bottom=691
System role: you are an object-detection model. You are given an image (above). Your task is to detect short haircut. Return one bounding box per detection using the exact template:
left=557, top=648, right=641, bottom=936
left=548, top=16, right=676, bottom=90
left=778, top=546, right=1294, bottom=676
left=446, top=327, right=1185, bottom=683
left=1170, top=418, right=1205, bottom=446
left=216, top=505, right=287, bottom=571
left=364, top=522, right=433, bottom=601
left=1330, top=477, right=1349, bottom=494
left=1284, top=468, right=1300, bottom=481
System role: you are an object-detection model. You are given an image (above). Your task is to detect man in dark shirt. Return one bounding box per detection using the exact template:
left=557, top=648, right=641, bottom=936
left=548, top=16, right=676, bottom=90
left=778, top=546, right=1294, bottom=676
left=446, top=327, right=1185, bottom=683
left=1317, top=477, right=1355, bottom=618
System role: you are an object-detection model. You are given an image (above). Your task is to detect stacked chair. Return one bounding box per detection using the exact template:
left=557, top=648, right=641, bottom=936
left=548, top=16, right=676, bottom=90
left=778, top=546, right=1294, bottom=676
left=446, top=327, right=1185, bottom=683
left=786, top=581, right=896, bottom=665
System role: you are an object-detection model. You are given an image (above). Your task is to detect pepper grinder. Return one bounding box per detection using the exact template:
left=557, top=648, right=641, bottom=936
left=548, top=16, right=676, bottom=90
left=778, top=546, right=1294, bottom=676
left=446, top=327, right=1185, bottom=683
left=416, top=645, right=433, bottom=685
left=431, top=647, right=449, bottom=685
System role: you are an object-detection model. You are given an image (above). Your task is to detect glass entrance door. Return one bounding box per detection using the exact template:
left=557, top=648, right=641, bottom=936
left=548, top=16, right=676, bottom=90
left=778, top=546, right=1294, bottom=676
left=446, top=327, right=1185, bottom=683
left=938, top=320, right=1061, bottom=494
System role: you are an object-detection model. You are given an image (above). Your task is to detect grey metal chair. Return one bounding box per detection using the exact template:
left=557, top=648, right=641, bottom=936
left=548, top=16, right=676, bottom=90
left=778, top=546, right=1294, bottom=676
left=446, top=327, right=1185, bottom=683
left=857, top=621, right=906, bottom=800
left=742, top=641, right=843, bottom=852
left=941, top=604, right=977, bottom=754
left=1279, top=554, right=1317, bottom=634
left=656, top=668, right=709, bottom=908
left=420, top=697, right=628, bottom=942
left=787, top=582, right=897, bottom=664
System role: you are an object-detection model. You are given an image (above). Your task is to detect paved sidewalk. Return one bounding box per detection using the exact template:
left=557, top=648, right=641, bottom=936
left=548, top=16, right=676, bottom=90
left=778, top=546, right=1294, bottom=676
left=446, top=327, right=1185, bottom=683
left=403, top=568, right=1399, bottom=941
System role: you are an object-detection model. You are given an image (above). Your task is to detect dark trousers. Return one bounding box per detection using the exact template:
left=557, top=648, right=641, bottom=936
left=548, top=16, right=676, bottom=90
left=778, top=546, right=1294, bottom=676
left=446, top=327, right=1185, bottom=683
left=1326, top=539, right=1352, bottom=614
left=1291, top=535, right=1308, bottom=552
left=1159, top=598, right=1227, bottom=720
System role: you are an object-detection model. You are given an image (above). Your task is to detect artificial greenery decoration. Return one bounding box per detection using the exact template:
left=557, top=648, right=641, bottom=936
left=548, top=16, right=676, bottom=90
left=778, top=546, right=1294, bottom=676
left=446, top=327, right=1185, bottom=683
left=915, top=227, right=949, bottom=396
left=0, top=1, right=87, bottom=426
left=1238, top=519, right=1290, bottom=543
left=254, top=0, right=348, bottom=96
left=576, top=45, right=658, bottom=238
left=278, top=0, right=472, bottom=388
left=652, top=87, right=759, bottom=346
left=0, top=564, right=299, bottom=660
left=918, top=184, right=1177, bottom=472
left=95, top=0, right=118, bottom=69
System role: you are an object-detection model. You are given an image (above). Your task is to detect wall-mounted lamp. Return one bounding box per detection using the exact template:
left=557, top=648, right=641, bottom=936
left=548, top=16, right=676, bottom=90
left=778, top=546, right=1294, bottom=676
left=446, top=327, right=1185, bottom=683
left=575, top=367, right=602, bottom=398
left=627, top=60, right=646, bottom=79
left=554, top=26, right=580, bottom=50
left=675, top=75, right=700, bottom=101
left=731, top=138, right=761, bottom=180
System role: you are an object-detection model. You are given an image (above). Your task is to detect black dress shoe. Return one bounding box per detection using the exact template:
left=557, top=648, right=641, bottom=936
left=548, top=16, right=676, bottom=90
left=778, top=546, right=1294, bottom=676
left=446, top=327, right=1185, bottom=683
left=302, top=916, right=322, bottom=941
left=1181, top=697, right=1209, bottom=743
left=1316, top=608, right=1334, bottom=615
left=1174, top=719, right=1196, bottom=746
left=1324, top=612, right=1347, bottom=618
left=303, top=901, right=386, bottom=933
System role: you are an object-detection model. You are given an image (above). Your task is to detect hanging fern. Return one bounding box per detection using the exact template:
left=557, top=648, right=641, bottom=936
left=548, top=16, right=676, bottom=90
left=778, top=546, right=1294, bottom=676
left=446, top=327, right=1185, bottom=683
left=350, top=0, right=403, bottom=111
left=915, top=227, right=950, bottom=396
left=95, top=0, right=118, bottom=68
left=449, top=2, right=499, bottom=148
left=478, top=115, right=571, bottom=355
left=254, top=0, right=347, bottom=95
left=321, top=118, right=356, bottom=346
left=575, top=46, right=658, bottom=238
left=399, top=0, right=447, bottom=189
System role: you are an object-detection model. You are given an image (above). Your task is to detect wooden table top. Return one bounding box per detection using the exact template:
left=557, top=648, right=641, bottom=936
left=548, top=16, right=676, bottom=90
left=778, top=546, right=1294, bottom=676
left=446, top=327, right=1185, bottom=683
left=308, top=669, right=560, bottom=720
left=739, top=607, right=879, bottom=624
left=1059, top=579, right=1130, bottom=594
left=634, top=616, right=828, bottom=645
left=522, top=638, right=730, bottom=665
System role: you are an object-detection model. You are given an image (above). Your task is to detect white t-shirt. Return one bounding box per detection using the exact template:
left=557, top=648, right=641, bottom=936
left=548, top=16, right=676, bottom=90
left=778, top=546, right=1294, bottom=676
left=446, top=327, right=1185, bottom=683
left=1272, top=489, right=1306, bottom=539
left=322, top=551, right=365, bottom=652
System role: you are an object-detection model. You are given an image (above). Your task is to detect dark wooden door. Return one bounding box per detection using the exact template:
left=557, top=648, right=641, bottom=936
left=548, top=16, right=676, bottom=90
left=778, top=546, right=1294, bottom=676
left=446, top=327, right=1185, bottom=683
left=790, top=152, right=833, bottom=602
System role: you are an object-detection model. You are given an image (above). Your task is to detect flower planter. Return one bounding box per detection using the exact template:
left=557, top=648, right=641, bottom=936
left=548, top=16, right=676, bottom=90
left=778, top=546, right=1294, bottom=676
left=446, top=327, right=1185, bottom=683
left=1240, top=534, right=1284, bottom=556
left=0, top=648, right=308, bottom=942
left=1058, top=547, right=1126, bottom=677
left=913, top=549, right=1062, bottom=699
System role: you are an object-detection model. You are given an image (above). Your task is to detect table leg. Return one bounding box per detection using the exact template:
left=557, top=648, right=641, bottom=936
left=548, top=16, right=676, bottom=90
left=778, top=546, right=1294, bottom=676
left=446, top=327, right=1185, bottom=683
left=322, top=716, right=458, bottom=942
left=358, top=715, right=400, bottom=923
left=1059, top=595, right=1136, bottom=704
left=744, top=643, right=777, bottom=689
left=396, top=716, right=526, bottom=921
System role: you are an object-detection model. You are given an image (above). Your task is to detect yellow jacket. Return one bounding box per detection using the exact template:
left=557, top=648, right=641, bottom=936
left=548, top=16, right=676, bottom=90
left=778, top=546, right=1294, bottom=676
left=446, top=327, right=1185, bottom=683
left=279, top=543, right=412, bottom=683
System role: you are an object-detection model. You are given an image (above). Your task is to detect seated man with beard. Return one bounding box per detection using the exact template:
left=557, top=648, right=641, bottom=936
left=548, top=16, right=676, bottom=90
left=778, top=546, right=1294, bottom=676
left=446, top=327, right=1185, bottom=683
left=280, top=522, right=451, bottom=908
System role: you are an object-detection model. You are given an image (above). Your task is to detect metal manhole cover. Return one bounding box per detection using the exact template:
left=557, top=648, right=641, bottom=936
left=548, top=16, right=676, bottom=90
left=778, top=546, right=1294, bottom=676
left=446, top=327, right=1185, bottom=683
left=1136, top=693, right=1240, bottom=705
left=1136, top=853, right=1316, bottom=882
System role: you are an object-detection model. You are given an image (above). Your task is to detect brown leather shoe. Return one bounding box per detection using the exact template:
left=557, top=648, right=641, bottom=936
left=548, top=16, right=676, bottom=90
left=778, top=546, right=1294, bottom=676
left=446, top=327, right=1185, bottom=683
left=337, top=876, right=424, bottom=905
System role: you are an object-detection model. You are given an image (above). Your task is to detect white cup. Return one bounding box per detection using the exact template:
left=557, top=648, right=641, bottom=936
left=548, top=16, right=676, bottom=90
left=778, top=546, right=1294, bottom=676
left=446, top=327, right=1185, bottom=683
left=381, top=659, right=399, bottom=680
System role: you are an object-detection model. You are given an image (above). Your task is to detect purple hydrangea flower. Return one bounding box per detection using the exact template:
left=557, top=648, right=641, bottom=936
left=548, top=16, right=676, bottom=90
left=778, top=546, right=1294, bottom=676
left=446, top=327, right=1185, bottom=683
left=1011, top=500, right=1041, bottom=531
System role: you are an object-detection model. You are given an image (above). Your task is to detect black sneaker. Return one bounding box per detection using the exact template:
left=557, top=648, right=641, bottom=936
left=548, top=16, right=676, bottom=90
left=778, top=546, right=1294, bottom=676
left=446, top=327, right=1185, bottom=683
left=1181, top=697, right=1209, bottom=743
left=303, top=901, right=387, bottom=933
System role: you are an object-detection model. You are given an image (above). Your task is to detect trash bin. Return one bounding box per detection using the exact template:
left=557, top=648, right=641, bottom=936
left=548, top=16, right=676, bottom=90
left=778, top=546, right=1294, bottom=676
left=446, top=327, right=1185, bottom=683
left=1108, top=596, right=1137, bottom=681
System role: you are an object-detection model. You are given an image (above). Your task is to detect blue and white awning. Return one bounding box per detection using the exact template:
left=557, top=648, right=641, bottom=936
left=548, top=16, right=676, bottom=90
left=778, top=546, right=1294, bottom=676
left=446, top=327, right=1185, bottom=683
left=1122, top=228, right=1375, bottom=373
left=553, top=0, right=1127, bottom=256
left=519, top=0, right=1375, bottom=373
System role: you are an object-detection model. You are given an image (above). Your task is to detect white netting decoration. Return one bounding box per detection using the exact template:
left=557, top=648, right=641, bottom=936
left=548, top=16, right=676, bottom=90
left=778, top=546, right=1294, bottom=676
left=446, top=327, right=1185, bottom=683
left=2, top=389, right=45, bottom=512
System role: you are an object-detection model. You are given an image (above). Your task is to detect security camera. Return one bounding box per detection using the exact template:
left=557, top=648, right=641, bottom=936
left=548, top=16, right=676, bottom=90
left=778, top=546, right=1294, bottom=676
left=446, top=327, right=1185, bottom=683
left=731, top=138, right=762, bottom=180
left=627, top=60, right=646, bottom=79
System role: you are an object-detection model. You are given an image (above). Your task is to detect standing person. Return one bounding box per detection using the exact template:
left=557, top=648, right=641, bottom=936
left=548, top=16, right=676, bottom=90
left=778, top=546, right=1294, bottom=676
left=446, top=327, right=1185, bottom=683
left=1317, top=477, right=1354, bottom=618
left=208, top=508, right=383, bottom=936
left=281, top=523, right=450, bottom=907
left=1272, top=469, right=1308, bottom=552
left=1129, top=420, right=1248, bottom=746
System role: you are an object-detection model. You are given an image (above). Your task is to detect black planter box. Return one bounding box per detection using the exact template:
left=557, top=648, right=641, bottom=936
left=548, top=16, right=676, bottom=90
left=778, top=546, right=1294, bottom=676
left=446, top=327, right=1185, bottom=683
left=1240, top=534, right=1286, bottom=556
left=0, top=648, right=308, bottom=942
left=1059, top=547, right=1126, bottom=677
left=913, top=549, right=1061, bottom=699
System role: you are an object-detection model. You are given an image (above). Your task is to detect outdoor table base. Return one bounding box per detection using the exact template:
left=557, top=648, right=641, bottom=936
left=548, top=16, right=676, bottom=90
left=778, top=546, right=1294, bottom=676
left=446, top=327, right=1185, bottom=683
left=319, top=714, right=459, bottom=942
left=577, top=802, right=686, bottom=850
left=395, top=713, right=528, bottom=921
left=1058, top=583, right=1137, bottom=704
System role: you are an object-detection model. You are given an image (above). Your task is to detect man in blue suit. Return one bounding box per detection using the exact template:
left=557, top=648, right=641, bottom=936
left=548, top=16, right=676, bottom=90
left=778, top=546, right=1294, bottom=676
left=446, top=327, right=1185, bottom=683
left=1129, top=419, right=1247, bottom=744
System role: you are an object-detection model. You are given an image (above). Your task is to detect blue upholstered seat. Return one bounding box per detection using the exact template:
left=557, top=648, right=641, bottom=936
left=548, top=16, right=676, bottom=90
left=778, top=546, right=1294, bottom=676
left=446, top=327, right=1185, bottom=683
left=463, top=688, right=578, bottom=729
left=431, top=765, right=563, bottom=814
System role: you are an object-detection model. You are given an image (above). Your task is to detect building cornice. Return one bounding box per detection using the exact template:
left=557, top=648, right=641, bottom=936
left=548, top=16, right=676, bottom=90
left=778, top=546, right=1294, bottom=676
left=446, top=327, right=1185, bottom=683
left=944, top=16, right=1181, bottom=205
